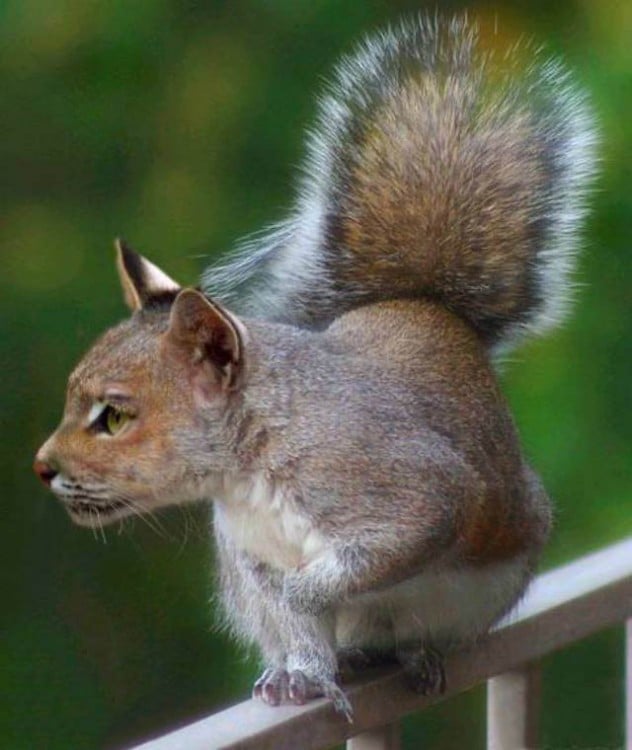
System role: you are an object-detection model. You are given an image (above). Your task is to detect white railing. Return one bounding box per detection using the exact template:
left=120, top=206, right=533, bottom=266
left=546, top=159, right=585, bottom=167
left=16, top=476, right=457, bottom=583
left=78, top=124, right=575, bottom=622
left=131, top=536, right=632, bottom=750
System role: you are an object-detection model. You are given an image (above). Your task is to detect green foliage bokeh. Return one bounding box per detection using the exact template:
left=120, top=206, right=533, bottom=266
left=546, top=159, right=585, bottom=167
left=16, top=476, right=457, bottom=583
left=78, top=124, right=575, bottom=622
left=2, top=1, right=630, bottom=748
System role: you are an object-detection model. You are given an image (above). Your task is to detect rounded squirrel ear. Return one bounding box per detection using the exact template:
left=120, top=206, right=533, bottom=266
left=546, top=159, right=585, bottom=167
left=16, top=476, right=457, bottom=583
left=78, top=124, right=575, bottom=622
left=115, top=238, right=181, bottom=311
left=168, top=289, right=247, bottom=391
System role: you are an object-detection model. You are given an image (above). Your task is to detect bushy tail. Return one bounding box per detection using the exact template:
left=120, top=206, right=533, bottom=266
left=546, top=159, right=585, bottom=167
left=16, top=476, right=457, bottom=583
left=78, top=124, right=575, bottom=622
left=203, top=15, right=597, bottom=350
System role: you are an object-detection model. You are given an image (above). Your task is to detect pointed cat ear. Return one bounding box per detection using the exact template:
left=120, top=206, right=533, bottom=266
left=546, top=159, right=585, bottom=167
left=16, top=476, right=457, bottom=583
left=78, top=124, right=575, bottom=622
left=115, top=238, right=181, bottom=311
left=167, top=289, right=246, bottom=391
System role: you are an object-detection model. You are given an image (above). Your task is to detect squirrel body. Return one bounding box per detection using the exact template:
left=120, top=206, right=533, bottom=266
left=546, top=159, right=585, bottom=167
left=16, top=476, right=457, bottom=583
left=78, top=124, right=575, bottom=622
left=35, top=16, right=596, bottom=717
left=214, top=299, right=548, bottom=668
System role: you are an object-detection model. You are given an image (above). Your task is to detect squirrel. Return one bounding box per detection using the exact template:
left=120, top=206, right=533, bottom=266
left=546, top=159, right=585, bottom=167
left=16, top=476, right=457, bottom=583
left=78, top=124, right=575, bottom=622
left=34, top=16, right=596, bottom=719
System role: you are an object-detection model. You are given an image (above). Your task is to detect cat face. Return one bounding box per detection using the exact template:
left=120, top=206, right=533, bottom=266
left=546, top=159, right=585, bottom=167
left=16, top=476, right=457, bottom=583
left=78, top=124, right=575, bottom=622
left=34, top=242, right=247, bottom=528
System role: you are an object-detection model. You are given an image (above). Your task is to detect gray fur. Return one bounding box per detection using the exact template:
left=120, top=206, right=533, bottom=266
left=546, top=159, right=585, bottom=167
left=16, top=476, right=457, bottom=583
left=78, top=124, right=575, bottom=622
left=205, top=300, right=552, bottom=713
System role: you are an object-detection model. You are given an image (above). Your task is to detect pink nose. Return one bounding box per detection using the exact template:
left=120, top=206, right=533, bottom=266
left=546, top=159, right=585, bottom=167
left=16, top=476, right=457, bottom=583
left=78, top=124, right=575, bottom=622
left=33, top=459, right=58, bottom=487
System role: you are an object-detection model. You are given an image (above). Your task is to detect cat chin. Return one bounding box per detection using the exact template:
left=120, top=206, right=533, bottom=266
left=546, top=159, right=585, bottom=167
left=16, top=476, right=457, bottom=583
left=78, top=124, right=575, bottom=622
left=62, top=498, right=132, bottom=527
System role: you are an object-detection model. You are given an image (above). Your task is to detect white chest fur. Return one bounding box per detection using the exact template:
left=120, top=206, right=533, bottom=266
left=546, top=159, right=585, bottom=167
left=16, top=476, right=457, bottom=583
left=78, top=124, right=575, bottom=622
left=214, top=473, right=327, bottom=570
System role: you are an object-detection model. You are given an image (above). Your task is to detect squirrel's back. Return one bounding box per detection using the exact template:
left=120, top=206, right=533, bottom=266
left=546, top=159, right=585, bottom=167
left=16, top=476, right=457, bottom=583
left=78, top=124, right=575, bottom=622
left=204, top=15, right=597, bottom=350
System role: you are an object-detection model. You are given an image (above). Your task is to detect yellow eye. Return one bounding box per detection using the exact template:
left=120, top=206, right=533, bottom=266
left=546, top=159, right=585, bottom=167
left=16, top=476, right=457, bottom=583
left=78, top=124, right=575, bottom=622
left=104, top=405, right=130, bottom=435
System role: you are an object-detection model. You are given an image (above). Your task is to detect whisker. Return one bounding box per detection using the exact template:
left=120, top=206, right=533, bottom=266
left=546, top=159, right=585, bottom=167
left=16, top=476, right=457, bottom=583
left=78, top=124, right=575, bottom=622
left=137, top=509, right=170, bottom=540
left=118, top=496, right=171, bottom=541
left=88, top=508, right=99, bottom=542
left=97, top=509, right=107, bottom=545
left=175, top=504, right=195, bottom=558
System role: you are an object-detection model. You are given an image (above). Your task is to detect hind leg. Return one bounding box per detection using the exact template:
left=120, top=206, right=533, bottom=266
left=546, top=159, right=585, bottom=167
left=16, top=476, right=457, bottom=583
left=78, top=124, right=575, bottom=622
left=335, top=601, right=398, bottom=679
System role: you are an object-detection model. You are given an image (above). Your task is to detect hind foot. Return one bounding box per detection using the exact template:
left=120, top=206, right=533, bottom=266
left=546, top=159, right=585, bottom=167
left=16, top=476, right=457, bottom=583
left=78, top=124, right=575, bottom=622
left=398, top=644, right=446, bottom=695
left=337, top=647, right=398, bottom=679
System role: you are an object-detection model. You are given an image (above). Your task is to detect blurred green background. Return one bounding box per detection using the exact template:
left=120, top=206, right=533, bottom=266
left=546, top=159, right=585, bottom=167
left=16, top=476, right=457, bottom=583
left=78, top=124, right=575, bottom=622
left=1, top=0, right=630, bottom=748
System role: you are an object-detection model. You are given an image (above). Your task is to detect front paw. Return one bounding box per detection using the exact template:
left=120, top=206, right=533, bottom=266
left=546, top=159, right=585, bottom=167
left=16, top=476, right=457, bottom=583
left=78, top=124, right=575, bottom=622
left=253, top=667, right=289, bottom=706
left=282, top=573, right=326, bottom=615
left=252, top=667, right=353, bottom=721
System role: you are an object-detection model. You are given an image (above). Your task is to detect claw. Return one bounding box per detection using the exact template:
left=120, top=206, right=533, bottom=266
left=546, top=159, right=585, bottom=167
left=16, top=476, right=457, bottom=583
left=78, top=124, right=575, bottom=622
left=288, top=670, right=353, bottom=722
left=287, top=670, right=310, bottom=705
left=252, top=667, right=288, bottom=706
left=323, top=682, right=354, bottom=722
left=252, top=667, right=272, bottom=698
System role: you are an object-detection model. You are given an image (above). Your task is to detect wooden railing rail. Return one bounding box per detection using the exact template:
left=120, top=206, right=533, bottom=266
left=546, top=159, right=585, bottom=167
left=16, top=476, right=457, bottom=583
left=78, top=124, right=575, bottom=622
left=131, top=536, right=632, bottom=750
